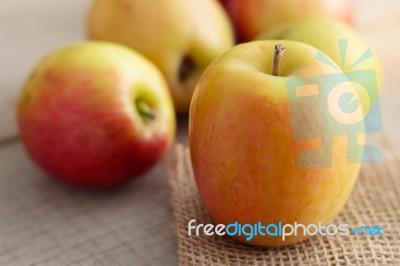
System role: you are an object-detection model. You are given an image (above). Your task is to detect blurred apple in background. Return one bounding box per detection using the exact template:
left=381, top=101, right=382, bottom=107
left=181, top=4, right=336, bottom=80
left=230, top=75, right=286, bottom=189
left=189, top=41, right=363, bottom=246
left=18, top=42, right=176, bottom=188
left=258, top=18, right=382, bottom=108
left=88, top=0, right=234, bottom=113
left=219, top=0, right=353, bottom=42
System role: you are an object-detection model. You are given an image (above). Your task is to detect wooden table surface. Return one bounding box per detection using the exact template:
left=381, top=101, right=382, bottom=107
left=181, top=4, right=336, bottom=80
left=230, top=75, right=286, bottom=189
left=0, top=0, right=399, bottom=265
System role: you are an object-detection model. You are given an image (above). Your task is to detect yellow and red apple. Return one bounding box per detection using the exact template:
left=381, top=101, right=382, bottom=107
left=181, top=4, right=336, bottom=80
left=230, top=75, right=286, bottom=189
left=88, top=0, right=234, bottom=113
left=18, top=42, right=176, bottom=188
left=219, top=0, right=353, bottom=42
left=189, top=40, right=364, bottom=246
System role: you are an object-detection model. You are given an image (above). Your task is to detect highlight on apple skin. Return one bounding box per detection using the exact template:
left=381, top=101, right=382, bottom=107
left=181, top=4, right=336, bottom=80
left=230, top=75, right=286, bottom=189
left=219, top=0, right=353, bottom=42
left=87, top=0, right=235, bottom=113
left=189, top=40, right=364, bottom=246
left=17, top=42, right=176, bottom=189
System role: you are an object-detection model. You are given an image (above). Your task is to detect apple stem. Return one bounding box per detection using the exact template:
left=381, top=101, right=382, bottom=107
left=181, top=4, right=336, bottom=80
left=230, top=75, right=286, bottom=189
left=272, top=44, right=286, bottom=76
left=136, top=100, right=155, bottom=120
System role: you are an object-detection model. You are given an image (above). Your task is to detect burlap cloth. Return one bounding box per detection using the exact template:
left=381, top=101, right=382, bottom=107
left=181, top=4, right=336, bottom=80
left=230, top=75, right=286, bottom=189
left=168, top=137, right=400, bottom=265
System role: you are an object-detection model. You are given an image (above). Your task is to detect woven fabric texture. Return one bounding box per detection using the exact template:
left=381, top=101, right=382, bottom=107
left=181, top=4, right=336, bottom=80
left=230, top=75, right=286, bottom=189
left=169, top=139, right=400, bottom=265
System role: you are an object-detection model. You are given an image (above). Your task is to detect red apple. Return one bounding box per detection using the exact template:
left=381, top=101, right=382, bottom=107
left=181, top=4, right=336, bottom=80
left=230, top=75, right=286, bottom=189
left=17, top=42, right=176, bottom=188
left=189, top=41, right=364, bottom=246
left=220, top=0, right=353, bottom=42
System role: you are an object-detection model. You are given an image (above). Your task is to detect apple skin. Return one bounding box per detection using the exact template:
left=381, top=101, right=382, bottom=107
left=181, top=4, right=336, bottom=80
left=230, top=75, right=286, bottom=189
left=87, top=0, right=234, bottom=113
left=258, top=18, right=382, bottom=109
left=18, top=42, right=176, bottom=188
left=189, top=40, right=363, bottom=246
left=219, top=0, right=353, bottom=42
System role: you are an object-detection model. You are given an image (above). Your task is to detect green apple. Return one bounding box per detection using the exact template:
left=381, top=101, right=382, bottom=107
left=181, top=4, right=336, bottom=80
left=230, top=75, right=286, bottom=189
left=87, top=0, right=234, bottom=113
left=18, top=42, right=176, bottom=188
left=219, top=0, right=353, bottom=42
left=258, top=18, right=382, bottom=109
left=189, top=40, right=364, bottom=246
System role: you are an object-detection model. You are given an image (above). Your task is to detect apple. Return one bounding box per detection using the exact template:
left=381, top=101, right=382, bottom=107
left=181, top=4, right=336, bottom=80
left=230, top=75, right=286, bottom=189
left=18, top=42, right=176, bottom=188
left=87, top=0, right=234, bottom=113
left=258, top=18, right=382, bottom=109
left=219, top=0, right=353, bottom=42
left=189, top=40, right=364, bottom=246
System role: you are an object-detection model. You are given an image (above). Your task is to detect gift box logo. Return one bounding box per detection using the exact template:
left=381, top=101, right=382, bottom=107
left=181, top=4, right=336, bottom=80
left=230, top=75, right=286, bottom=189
left=286, top=39, right=382, bottom=168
